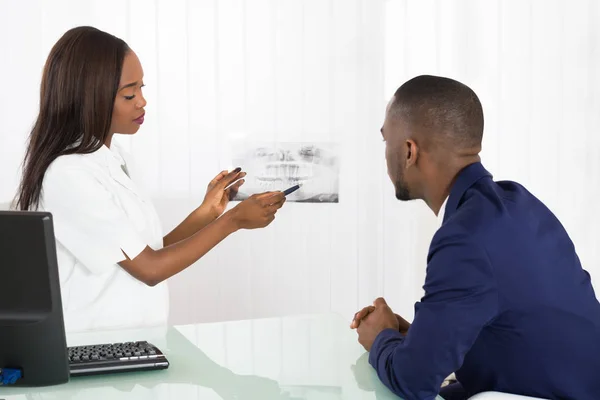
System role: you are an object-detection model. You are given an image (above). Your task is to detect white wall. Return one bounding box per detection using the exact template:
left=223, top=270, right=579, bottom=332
left=1, top=0, right=599, bottom=326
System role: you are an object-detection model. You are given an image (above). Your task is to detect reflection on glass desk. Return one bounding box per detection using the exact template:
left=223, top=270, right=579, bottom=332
left=0, top=313, right=443, bottom=399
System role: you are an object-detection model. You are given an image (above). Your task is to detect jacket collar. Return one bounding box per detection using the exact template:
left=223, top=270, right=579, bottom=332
left=443, top=162, right=492, bottom=223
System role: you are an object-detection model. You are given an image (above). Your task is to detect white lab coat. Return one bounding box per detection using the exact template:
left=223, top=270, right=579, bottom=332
left=39, top=141, right=169, bottom=333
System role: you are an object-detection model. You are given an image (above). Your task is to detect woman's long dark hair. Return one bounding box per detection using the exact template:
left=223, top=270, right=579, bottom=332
left=16, top=26, right=129, bottom=210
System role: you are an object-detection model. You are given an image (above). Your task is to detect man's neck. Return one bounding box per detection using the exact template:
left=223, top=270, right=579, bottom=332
left=427, top=184, right=452, bottom=217
left=424, top=156, right=481, bottom=216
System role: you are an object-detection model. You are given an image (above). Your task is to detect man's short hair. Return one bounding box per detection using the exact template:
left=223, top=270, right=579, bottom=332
left=390, top=75, right=484, bottom=150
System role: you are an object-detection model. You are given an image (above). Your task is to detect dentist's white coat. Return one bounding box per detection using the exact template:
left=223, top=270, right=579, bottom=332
left=39, top=141, right=169, bottom=333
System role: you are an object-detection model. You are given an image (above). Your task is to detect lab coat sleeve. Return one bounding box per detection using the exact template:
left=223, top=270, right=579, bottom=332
left=41, top=162, right=149, bottom=275
left=368, top=231, right=498, bottom=400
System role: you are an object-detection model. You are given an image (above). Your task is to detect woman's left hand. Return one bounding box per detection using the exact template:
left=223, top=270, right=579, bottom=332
left=199, top=168, right=246, bottom=219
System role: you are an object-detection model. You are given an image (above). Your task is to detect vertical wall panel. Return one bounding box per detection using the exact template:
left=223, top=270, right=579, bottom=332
left=272, top=0, right=311, bottom=317
left=329, top=0, right=361, bottom=319
left=188, top=0, right=220, bottom=198
left=496, top=0, right=533, bottom=184
left=463, top=0, right=502, bottom=175
left=127, top=0, right=160, bottom=194
left=0, top=0, right=43, bottom=203
left=560, top=0, right=591, bottom=258
left=586, top=0, right=600, bottom=290
left=528, top=0, right=563, bottom=210
left=156, top=0, right=190, bottom=196
left=302, top=0, right=334, bottom=315
left=175, top=0, right=222, bottom=323
left=214, top=0, right=252, bottom=322
left=244, top=0, right=279, bottom=318
left=356, top=0, right=386, bottom=308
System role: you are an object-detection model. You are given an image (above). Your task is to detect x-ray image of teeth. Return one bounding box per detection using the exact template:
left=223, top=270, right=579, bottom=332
left=231, top=142, right=340, bottom=203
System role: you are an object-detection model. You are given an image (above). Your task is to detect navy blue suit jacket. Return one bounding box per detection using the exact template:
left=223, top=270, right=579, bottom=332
left=369, top=162, right=600, bottom=400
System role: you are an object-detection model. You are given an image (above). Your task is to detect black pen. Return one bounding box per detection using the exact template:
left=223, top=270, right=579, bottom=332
left=282, top=184, right=301, bottom=196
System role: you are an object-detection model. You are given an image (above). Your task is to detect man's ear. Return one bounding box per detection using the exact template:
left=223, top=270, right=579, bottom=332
left=405, top=139, right=419, bottom=168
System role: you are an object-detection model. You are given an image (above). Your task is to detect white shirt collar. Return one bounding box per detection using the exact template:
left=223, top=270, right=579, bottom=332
left=438, top=196, right=448, bottom=227
left=66, top=139, right=126, bottom=169
left=97, top=142, right=125, bottom=165
left=103, top=143, right=129, bottom=175
left=89, top=143, right=139, bottom=196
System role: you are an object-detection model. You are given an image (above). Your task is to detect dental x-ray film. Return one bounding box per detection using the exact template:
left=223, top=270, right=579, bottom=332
left=231, top=142, right=340, bottom=203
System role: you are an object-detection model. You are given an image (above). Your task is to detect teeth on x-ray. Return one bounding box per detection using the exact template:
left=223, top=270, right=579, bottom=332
left=256, top=163, right=313, bottom=181
left=232, top=142, right=340, bottom=203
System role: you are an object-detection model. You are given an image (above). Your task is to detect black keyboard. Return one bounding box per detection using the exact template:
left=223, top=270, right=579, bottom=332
left=68, top=341, right=169, bottom=376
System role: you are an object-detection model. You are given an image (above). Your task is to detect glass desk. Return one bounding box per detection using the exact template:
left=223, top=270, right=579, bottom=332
left=0, top=313, right=443, bottom=399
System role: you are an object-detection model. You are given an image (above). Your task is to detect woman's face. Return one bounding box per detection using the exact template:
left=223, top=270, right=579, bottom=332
left=110, top=51, right=146, bottom=135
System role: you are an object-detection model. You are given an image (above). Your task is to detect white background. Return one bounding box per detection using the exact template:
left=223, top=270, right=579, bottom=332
left=1, top=0, right=599, bottom=326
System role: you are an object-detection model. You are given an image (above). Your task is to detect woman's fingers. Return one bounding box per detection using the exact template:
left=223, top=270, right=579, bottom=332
left=257, top=191, right=285, bottom=205
left=265, top=201, right=285, bottom=214
left=210, top=170, right=229, bottom=186
left=231, top=178, right=245, bottom=190
left=216, top=169, right=245, bottom=191
left=225, top=179, right=245, bottom=200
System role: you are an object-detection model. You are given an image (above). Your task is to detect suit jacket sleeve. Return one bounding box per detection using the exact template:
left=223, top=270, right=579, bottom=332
left=369, top=230, right=499, bottom=400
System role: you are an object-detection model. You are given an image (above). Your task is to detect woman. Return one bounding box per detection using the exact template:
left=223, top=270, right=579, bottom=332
left=15, top=26, right=286, bottom=333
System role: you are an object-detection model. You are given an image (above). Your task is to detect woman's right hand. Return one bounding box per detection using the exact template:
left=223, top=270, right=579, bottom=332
left=229, top=191, right=286, bottom=230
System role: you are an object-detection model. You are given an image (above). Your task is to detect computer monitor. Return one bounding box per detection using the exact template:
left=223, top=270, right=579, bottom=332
left=0, top=211, right=70, bottom=386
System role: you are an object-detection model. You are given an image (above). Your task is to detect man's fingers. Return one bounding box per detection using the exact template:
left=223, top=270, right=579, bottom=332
left=374, top=297, right=388, bottom=307
left=350, top=301, right=388, bottom=329
left=350, top=306, right=375, bottom=328
left=358, top=306, right=375, bottom=319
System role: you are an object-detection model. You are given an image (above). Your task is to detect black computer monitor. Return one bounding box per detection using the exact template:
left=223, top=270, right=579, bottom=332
left=0, top=211, right=70, bottom=386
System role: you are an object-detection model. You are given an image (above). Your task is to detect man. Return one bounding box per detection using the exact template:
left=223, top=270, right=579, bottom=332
left=350, top=75, right=600, bottom=400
